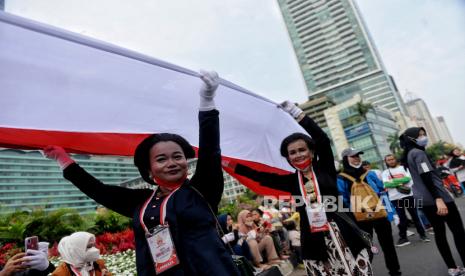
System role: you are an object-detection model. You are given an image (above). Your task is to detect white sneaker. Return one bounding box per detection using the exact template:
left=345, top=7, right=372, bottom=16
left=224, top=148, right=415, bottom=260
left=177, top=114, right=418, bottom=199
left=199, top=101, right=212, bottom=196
left=406, top=230, right=415, bottom=237
left=447, top=267, right=465, bottom=276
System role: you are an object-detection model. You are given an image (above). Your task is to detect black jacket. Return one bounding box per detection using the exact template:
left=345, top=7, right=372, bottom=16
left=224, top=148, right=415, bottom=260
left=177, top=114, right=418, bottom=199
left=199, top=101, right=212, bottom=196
left=235, top=115, right=368, bottom=261
left=63, top=110, right=239, bottom=276
left=450, top=156, right=465, bottom=170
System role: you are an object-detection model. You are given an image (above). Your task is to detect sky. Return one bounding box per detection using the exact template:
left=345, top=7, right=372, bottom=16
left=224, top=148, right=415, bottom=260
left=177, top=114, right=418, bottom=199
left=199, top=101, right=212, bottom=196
left=5, top=0, right=465, bottom=145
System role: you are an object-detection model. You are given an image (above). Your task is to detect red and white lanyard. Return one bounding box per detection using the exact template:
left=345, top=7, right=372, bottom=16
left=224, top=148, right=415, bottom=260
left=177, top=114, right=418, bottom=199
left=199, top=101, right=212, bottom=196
left=297, top=170, right=322, bottom=206
left=70, top=265, right=92, bottom=276
left=139, top=188, right=180, bottom=235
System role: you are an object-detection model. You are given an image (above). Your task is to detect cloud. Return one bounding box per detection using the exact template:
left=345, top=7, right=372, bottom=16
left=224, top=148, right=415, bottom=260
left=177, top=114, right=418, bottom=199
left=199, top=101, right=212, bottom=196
left=357, top=0, right=465, bottom=145
left=6, top=0, right=464, bottom=144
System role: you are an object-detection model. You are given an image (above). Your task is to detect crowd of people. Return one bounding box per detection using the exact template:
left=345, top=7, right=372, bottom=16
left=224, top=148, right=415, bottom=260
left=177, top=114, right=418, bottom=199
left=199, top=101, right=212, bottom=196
left=1, top=70, right=465, bottom=276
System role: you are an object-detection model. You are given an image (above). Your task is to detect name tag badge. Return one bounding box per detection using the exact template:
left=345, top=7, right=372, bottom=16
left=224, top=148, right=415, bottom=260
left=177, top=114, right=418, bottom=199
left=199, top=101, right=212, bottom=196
left=306, top=204, right=329, bottom=233
left=146, top=225, right=180, bottom=274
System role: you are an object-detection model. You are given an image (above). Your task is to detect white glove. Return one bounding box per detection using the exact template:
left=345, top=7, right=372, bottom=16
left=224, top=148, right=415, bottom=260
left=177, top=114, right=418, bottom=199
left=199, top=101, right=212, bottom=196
left=393, top=215, right=400, bottom=226
left=199, top=70, right=219, bottom=111
left=38, top=242, right=49, bottom=255
left=246, top=230, right=257, bottom=241
left=280, top=100, right=303, bottom=119
left=24, top=249, right=49, bottom=271
left=221, top=232, right=235, bottom=243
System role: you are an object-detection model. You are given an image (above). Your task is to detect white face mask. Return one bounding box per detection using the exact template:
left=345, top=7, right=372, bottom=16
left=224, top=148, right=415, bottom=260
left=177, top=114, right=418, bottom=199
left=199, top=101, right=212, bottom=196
left=84, top=247, right=100, bottom=263
left=416, top=136, right=428, bottom=147
left=350, top=163, right=362, bottom=169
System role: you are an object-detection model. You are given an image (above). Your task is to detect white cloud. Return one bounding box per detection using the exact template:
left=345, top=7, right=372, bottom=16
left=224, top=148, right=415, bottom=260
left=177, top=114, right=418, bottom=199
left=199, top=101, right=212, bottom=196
left=5, top=0, right=464, bottom=144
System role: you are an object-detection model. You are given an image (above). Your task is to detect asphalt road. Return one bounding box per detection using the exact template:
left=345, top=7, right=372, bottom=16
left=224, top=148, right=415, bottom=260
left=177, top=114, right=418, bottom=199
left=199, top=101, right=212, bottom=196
left=290, top=197, right=465, bottom=276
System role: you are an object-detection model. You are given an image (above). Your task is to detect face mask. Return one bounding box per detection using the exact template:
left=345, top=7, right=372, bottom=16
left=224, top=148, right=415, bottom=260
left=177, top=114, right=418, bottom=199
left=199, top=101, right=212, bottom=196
left=84, top=247, right=100, bottom=263
left=291, top=158, right=312, bottom=171
left=349, top=162, right=362, bottom=169
left=153, top=171, right=187, bottom=190
left=416, top=136, right=428, bottom=147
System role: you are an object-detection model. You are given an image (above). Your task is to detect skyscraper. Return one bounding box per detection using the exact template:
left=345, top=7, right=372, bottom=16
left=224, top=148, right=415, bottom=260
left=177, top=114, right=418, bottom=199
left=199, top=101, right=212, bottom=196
left=434, top=116, right=454, bottom=144
left=0, top=0, right=4, bottom=11
left=277, top=0, right=406, bottom=114
left=405, top=98, right=441, bottom=144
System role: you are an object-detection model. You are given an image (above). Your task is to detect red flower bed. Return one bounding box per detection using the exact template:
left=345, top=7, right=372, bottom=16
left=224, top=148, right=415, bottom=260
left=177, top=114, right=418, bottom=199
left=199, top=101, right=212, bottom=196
left=95, top=229, right=135, bottom=255
left=1, top=229, right=135, bottom=262
left=0, top=243, right=21, bottom=266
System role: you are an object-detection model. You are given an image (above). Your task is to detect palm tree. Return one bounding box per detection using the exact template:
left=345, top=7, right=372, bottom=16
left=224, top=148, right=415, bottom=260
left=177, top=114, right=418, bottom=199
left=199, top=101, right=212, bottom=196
left=387, top=132, right=401, bottom=155
left=355, top=100, right=374, bottom=120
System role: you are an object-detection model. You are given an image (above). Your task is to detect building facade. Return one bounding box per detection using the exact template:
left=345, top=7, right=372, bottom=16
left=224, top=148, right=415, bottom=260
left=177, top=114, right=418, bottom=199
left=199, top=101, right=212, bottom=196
left=0, top=149, right=247, bottom=214
left=434, top=116, right=454, bottom=144
left=0, top=149, right=140, bottom=214
left=405, top=98, right=441, bottom=144
left=324, top=94, right=399, bottom=167
left=277, top=0, right=406, bottom=114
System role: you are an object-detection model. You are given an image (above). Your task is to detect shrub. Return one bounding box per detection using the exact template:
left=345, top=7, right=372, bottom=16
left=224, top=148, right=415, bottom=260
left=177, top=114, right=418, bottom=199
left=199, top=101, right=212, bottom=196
left=87, top=208, right=131, bottom=235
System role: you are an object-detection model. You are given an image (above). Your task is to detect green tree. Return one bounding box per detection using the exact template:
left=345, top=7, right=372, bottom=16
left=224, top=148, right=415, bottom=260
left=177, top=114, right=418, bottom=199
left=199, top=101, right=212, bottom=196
left=218, top=188, right=259, bottom=219
left=23, top=209, right=86, bottom=243
left=355, top=100, right=374, bottom=119
left=87, top=208, right=131, bottom=234
left=387, top=131, right=401, bottom=155
left=426, top=141, right=456, bottom=162
left=0, top=211, right=34, bottom=242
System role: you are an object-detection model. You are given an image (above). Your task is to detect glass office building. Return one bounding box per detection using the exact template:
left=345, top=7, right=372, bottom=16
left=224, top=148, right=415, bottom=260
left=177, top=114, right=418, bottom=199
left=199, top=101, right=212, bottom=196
left=277, top=0, right=406, bottom=114
left=324, top=95, right=399, bottom=167
left=0, top=149, right=246, bottom=214
left=0, top=149, right=140, bottom=214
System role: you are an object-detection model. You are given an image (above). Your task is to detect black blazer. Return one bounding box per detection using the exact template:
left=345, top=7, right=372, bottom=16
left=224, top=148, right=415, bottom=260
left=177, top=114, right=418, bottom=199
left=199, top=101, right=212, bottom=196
left=63, top=110, right=239, bottom=276
left=235, top=115, right=367, bottom=261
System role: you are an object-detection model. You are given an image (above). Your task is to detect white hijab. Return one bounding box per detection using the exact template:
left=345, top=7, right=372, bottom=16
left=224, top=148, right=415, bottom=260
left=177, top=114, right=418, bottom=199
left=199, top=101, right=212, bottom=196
left=58, top=232, right=100, bottom=276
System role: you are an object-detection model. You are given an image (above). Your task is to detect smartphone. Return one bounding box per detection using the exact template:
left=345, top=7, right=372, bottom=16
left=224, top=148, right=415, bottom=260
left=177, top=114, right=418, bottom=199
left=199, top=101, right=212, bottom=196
left=25, top=236, right=39, bottom=251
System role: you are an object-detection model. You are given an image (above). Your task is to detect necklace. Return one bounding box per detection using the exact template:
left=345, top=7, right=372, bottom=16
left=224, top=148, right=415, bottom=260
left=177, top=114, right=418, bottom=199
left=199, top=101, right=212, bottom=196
left=304, top=174, right=317, bottom=203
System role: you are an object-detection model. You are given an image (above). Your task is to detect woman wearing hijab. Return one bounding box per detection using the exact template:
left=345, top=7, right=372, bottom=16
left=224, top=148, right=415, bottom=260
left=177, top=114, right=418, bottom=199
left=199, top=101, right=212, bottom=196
left=217, top=213, right=253, bottom=262
left=52, top=232, right=110, bottom=276
left=44, top=71, right=240, bottom=276
left=337, top=148, right=400, bottom=276
left=225, top=102, right=372, bottom=276
left=400, top=127, right=465, bottom=276
left=236, top=210, right=280, bottom=269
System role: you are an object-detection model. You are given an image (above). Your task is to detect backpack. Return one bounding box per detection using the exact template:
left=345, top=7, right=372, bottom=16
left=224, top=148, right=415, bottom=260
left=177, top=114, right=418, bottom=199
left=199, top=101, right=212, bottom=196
left=339, top=171, right=387, bottom=222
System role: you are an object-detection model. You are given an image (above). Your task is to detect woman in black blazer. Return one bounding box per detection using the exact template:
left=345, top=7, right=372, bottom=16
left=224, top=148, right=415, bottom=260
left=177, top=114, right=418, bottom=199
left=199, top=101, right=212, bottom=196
left=44, top=71, right=239, bottom=276
left=225, top=101, right=372, bottom=276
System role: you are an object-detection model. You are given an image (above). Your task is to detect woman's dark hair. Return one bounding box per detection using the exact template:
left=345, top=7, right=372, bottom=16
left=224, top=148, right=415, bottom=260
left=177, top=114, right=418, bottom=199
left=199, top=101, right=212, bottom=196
left=280, top=133, right=315, bottom=158
left=134, top=133, right=195, bottom=185
left=449, top=148, right=460, bottom=157
left=252, top=208, right=263, bottom=217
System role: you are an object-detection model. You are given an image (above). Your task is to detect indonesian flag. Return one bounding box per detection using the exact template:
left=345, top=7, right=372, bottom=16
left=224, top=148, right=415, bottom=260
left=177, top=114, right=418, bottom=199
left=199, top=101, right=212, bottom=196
left=0, top=11, right=306, bottom=197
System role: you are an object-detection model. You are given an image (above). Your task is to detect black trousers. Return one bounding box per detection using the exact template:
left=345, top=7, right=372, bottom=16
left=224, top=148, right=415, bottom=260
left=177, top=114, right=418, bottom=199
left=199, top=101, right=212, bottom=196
left=422, top=202, right=465, bottom=269
left=391, top=196, right=425, bottom=239
left=357, top=218, right=401, bottom=275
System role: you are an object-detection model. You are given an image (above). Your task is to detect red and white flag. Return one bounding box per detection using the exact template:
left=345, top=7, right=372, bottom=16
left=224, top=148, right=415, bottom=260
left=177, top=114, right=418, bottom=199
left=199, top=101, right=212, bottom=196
left=0, top=11, right=305, bottom=196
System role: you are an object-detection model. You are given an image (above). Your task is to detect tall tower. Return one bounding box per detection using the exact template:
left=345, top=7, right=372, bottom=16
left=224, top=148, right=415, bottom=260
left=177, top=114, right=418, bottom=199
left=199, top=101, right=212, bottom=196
left=277, top=0, right=406, bottom=114
left=405, top=98, right=441, bottom=144
left=434, top=116, right=454, bottom=144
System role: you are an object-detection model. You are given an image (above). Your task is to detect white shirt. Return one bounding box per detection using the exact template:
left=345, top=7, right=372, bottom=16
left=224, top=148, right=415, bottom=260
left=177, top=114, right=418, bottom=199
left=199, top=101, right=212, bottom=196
left=288, top=230, right=301, bottom=247
left=381, top=166, right=414, bottom=201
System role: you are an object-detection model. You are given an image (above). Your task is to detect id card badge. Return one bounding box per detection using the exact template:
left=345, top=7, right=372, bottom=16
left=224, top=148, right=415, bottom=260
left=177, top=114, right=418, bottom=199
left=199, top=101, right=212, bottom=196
left=306, top=203, right=329, bottom=233
left=146, top=225, right=180, bottom=274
